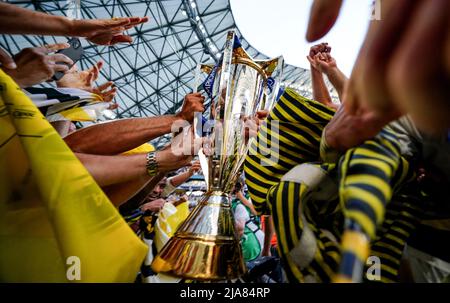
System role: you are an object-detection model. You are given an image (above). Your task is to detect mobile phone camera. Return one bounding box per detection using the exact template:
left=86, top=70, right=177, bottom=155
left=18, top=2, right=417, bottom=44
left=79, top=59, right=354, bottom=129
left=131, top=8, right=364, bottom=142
left=71, top=38, right=81, bottom=49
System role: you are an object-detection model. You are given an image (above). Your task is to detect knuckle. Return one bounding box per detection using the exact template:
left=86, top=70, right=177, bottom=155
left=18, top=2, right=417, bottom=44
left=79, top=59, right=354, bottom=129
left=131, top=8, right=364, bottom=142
left=23, top=47, right=34, bottom=54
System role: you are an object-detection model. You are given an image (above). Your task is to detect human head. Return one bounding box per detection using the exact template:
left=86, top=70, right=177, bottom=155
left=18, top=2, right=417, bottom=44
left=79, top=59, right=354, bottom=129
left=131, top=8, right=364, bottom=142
left=148, top=177, right=168, bottom=200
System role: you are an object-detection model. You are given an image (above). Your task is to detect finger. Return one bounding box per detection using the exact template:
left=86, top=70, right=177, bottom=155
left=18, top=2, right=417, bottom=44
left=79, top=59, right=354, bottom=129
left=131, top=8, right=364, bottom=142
left=256, top=110, right=269, bottom=119
left=0, top=48, right=16, bottom=69
left=110, top=35, right=133, bottom=44
left=96, top=60, right=104, bottom=72
left=309, top=45, right=320, bottom=57
left=306, top=0, right=343, bottom=42
left=97, top=81, right=114, bottom=91
left=307, top=55, right=315, bottom=65
left=85, top=71, right=94, bottom=86
left=104, top=87, right=117, bottom=94
left=189, top=92, right=204, bottom=98
left=107, top=17, right=131, bottom=28
left=388, top=0, right=450, bottom=133
left=40, top=42, right=70, bottom=53
left=126, top=17, right=150, bottom=28
left=351, top=0, right=416, bottom=113
left=101, top=90, right=117, bottom=101
left=108, top=103, right=119, bottom=110
left=48, top=53, right=73, bottom=65
left=320, top=42, right=329, bottom=53
left=103, top=94, right=116, bottom=102
left=91, top=62, right=100, bottom=82
left=52, top=63, right=70, bottom=73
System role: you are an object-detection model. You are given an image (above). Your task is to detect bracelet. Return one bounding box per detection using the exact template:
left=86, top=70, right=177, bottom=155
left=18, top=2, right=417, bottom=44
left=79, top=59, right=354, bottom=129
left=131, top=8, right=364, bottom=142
left=146, top=151, right=159, bottom=177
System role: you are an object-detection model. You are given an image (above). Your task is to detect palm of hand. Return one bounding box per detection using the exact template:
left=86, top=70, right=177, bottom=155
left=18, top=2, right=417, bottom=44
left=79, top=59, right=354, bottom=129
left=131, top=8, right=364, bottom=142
left=60, top=70, right=93, bottom=91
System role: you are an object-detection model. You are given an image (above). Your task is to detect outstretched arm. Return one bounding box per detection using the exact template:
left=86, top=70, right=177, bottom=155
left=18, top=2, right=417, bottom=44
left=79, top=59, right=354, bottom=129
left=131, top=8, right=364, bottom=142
left=310, top=63, right=333, bottom=106
left=66, top=115, right=179, bottom=155
left=307, top=43, right=336, bottom=109
left=64, top=93, right=205, bottom=155
left=317, top=52, right=348, bottom=102
left=262, top=216, right=275, bottom=256
left=237, top=191, right=258, bottom=216
left=168, top=161, right=201, bottom=188
left=0, top=2, right=148, bottom=45
left=75, top=138, right=196, bottom=187
left=75, top=153, right=149, bottom=187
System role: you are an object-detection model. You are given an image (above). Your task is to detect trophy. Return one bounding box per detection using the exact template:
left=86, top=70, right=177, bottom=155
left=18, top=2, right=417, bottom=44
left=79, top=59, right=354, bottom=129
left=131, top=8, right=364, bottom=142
left=151, top=30, right=284, bottom=280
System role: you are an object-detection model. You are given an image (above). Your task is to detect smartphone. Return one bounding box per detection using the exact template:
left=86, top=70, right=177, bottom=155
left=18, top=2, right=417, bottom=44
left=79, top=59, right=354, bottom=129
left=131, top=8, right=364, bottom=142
left=52, top=38, right=84, bottom=81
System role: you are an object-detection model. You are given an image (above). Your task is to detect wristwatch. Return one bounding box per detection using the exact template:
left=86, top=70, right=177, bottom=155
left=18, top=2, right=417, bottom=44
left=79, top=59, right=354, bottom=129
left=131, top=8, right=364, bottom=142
left=146, top=151, right=159, bottom=176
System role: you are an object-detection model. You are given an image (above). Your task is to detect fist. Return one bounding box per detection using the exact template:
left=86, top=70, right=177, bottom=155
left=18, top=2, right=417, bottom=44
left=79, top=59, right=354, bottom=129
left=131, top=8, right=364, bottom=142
left=188, top=160, right=201, bottom=175
left=177, top=93, right=205, bottom=122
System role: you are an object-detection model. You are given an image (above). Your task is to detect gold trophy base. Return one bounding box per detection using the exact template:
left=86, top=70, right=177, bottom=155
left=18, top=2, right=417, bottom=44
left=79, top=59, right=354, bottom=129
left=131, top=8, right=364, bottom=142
left=151, top=191, right=246, bottom=281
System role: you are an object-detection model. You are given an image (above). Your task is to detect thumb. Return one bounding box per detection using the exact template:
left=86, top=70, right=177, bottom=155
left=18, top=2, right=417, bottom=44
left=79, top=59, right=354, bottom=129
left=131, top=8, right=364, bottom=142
left=0, top=48, right=17, bottom=69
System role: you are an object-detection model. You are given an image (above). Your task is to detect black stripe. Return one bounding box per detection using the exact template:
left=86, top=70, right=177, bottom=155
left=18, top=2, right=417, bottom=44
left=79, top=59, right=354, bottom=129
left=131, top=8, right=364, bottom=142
left=346, top=199, right=378, bottom=227
left=0, top=132, right=17, bottom=148
left=270, top=124, right=318, bottom=157
left=272, top=104, right=324, bottom=135
left=371, top=250, right=400, bottom=270
left=244, top=165, right=275, bottom=188
left=280, top=120, right=323, bottom=146
left=281, top=182, right=295, bottom=249
left=376, top=236, right=406, bottom=253
left=305, top=98, right=336, bottom=116
left=293, top=182, right=301, bottom=242
left=282, top=91, right=331, bottom=124
left=369, top=244, right=402, bottom=260
left=380, top=227, right=411, bottom=243
left=363, top=140, right=398, bottom=160
left=17, top=134, right=43, bottom=138
left=310, top=257, right=332, bottom=282
left=379, top=129, right=400, bottom=145
left=347, top=163, right=390, bottom=184
left=351, top=154, right=395, bottom=172
left=346, top=183, right=387, bottom=207
left=244, top=156, right=282, bottom=182
left=391, top=157, right=404, bottom=187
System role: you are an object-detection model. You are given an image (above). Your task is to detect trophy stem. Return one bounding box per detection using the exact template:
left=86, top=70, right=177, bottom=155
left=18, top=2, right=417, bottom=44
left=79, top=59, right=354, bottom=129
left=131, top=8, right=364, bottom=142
left=151, top=190, right=246, bottom=280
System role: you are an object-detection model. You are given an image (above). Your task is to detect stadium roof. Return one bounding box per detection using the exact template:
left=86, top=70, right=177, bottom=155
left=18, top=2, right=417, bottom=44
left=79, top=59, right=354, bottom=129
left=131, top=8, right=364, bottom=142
left=1, top=0, right=338, bottom=146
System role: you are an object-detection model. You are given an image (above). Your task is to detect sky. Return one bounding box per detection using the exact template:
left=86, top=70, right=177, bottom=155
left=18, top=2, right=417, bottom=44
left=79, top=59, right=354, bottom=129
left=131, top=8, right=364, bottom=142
left=230, top=0, right=373, bottom=76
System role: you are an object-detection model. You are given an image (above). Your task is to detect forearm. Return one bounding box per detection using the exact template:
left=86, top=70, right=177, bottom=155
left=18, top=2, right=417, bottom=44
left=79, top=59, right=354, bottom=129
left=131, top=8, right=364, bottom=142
left=0, top=3, right=73, bottom=36
left=76, top=153, right=148, bottom=187
left=65, top=115, right=180, bottom=155
left=311, top=68, right=333, bottom=105
left=238, top=193, right=258, bottom=216
left=325, top=67, right=348, bottom=102
left=263, top=216, right=275, bottom=254
left=103, top=175, right=152, bottom=208
left=112, top=173, right=165, bottom=209
left=169, top=171, right=192, bottom=188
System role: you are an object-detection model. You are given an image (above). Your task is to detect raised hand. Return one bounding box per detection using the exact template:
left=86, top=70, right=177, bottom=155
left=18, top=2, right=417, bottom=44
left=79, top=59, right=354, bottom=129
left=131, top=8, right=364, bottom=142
left=188, top=160, right=201, bottom=175
left=306, top=0, right=343, bottom=42
left=3, top=43, right=72, bottom=87
left=307, top=52, right=337, bottom=75
left=92, top=81, right=117, bottom=102
left=57, top=60, right=117, bottom=102
left=70, top=17, right=149, bottom=45
left=0, top=47, right=16, bottom=69
left=176, top=92, right=206, bottom=122
left=306, top=0, right=450, bottom=134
